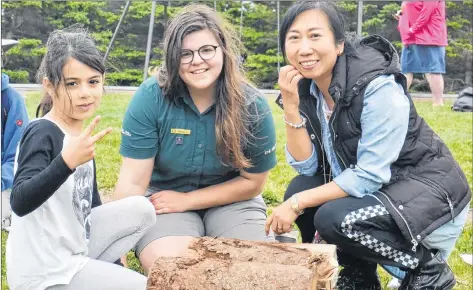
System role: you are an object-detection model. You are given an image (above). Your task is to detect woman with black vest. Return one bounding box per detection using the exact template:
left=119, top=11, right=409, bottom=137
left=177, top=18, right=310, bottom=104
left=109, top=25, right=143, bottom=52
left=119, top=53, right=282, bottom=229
left=264, top=1, right=471, bottom=289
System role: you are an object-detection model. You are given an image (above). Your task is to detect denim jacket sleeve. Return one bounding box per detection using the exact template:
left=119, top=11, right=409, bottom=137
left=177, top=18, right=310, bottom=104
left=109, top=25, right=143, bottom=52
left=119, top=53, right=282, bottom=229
left=285, top=143, right=318, bottom=176
left=333, top=75, right=410, bottom=198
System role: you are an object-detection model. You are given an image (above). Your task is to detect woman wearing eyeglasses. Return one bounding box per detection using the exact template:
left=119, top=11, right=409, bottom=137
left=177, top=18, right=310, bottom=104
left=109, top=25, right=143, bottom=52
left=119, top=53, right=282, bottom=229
left=113, top=4, right=277, bottom=273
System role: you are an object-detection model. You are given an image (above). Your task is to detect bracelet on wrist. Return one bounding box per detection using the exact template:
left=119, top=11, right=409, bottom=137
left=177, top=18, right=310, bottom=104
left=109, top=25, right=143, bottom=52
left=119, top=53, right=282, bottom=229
left=283, top=115, right=307, bottom=129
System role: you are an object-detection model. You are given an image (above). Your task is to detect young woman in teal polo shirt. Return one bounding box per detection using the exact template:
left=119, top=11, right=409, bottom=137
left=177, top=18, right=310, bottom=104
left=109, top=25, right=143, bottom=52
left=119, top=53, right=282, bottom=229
left=113, top=4, right=277, bottom=273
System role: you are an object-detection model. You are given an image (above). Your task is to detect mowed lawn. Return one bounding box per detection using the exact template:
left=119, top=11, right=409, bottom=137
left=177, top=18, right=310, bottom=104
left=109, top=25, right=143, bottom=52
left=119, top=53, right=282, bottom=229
left=2, top=91, right=472, bottom=289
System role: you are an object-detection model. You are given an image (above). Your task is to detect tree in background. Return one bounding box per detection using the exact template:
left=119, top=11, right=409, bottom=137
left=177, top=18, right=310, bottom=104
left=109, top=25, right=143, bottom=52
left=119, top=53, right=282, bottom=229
left=1, top=0, right=472, bottom=91
left=445, top=0, right=473, bottom=87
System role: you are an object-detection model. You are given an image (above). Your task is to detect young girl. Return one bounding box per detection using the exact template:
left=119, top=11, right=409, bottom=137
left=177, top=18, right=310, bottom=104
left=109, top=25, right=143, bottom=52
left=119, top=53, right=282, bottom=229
left=113, top=4, right=277, bottom=273
left=6, top=28, right=156, bottom=290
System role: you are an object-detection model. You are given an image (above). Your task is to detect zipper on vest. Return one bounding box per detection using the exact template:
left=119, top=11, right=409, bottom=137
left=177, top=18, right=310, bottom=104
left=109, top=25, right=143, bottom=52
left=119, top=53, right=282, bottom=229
left=329, top=109, right=348, bottom=169
left=299, top=109, right=326, bottom=176
left=409, top=174, right=455, bottom=222
left=378, top=190, right=418, bottom=252
left=447, top=197, right=455, bottom=223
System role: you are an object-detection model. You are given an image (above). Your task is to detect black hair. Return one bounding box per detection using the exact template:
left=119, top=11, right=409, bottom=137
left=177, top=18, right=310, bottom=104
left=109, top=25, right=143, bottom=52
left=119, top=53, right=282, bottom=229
left=279, top=1, right=357, bottom=61
left=36, top=26, right=105, bottom=117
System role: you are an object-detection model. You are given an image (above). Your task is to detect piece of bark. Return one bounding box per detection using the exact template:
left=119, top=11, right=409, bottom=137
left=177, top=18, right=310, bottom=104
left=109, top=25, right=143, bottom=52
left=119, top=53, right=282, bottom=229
left=147, top=237, right=338, bottom=290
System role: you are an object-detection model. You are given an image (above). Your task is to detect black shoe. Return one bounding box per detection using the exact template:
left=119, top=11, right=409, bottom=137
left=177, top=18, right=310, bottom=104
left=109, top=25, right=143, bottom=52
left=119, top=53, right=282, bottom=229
left=400, top=253, right=456, bottom=290
left=336, top=259, right=381, bottom=290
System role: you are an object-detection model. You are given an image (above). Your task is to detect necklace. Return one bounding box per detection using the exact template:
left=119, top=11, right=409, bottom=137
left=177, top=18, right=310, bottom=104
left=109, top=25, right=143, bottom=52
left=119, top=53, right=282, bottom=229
left=325, top=111, right=332, bottom=120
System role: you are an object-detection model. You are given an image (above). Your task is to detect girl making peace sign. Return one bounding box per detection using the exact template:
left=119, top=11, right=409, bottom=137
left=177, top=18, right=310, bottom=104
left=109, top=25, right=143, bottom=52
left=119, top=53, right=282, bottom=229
left=6, top=28, right=156, bottom=290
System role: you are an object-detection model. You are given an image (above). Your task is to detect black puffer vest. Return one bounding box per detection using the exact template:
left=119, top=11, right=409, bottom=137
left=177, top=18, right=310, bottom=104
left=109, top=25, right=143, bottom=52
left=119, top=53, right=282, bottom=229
left=276, top=35, right=471, bottom=252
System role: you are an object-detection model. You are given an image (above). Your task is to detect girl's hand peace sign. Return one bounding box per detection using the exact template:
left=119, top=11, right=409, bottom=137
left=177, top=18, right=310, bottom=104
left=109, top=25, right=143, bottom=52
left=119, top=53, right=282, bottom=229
left=62, top=116, right=112, bottom=169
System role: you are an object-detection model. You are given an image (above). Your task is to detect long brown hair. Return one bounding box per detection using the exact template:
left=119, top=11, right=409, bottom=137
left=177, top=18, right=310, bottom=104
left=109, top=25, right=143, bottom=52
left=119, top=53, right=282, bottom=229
left=157, top=4, right=257, bottom=169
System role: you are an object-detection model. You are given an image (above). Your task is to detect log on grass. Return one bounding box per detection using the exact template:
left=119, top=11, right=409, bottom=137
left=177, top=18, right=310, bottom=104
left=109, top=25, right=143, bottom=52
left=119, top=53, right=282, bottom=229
left=147, top=237, right=338, bottom=290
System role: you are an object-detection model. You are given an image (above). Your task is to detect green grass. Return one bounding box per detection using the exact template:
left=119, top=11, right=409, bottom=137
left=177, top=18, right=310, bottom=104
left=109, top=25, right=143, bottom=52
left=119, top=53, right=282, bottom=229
left=1, top=231, right=6, bottom=290
left=1, top=93, right=472, bottom=289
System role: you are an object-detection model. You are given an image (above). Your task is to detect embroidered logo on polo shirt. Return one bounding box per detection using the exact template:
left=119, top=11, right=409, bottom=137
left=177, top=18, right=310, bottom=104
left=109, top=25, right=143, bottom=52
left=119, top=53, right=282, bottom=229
left=121, top=128, right=131, bottom=136
left=264, top=145, right=276, bottom=155
left=171, top=128, right=191, bottom=135
left=16, top=119, right=23, bottom=127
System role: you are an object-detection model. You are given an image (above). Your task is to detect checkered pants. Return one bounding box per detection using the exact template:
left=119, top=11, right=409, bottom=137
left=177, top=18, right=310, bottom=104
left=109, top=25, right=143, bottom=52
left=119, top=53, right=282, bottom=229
left=313, top=194, right=430, bottom=270
left=284, top=176, right=430, bottom=271
left=340, top=204, right=419, bottom=269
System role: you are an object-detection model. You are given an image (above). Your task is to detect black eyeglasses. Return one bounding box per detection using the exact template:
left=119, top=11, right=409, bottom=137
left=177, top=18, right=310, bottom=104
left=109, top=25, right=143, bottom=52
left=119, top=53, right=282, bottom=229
left=180, top=45, right=220, bottom=64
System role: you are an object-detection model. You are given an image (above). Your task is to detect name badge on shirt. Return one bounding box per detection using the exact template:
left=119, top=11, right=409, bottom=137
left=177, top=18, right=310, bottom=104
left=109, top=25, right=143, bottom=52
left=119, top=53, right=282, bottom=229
left=171, top=128, right=191, bottom=135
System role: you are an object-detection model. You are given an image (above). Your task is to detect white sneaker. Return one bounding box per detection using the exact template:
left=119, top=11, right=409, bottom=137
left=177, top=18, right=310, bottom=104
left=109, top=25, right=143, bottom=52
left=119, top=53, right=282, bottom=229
left=387, top=278, right=401, bottom=289
left=2, top=216, right=11, bottom=232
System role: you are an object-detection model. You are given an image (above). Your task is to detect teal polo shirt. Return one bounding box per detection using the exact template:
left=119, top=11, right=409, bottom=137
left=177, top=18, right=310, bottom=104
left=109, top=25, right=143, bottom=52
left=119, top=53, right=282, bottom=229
left=120, top=77, right=277, bottom=192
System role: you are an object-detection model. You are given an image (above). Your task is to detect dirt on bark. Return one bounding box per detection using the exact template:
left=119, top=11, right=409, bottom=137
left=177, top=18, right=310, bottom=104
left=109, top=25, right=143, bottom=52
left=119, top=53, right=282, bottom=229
left=147, top=237, right=338, bottom=290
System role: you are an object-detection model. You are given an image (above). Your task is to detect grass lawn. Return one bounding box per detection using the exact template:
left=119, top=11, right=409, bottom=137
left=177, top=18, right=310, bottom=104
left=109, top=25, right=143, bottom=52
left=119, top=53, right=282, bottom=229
left=2, top=92, right=472, bottom=289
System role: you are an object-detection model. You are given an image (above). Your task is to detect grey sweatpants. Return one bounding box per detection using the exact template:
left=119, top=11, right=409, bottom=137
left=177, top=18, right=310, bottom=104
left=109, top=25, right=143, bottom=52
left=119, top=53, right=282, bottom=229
left=47, top=196, right=156, bottom=290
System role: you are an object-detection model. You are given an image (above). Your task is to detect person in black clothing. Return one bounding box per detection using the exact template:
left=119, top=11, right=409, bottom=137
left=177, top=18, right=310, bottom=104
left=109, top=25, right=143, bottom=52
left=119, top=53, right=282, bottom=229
left=265, top=1, right=471, bottom=289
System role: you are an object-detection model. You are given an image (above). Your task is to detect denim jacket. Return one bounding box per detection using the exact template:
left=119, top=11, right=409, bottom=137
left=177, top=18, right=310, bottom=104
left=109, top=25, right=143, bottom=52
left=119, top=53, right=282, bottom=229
left=285, top=74, right=410, bottom=198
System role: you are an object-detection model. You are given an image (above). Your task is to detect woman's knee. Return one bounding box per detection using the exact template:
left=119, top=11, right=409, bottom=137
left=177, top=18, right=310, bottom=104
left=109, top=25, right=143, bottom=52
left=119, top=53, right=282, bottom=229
left=204, top=196, right=269, bottom=240
left=139, top=236, right=196, bottom=272
left=283, top=174, right=326, bottom=201
left=313, top=201, right=344, bottom=242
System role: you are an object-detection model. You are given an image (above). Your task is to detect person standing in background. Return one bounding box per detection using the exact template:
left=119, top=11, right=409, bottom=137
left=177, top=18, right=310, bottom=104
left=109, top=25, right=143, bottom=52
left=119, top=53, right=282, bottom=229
left=396, top=1, right=448, bottom=106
